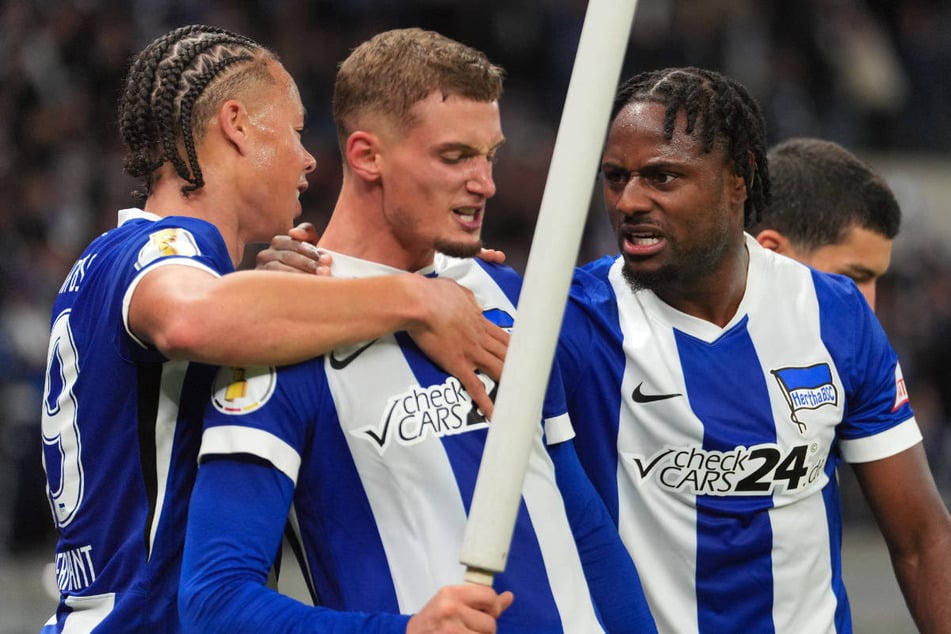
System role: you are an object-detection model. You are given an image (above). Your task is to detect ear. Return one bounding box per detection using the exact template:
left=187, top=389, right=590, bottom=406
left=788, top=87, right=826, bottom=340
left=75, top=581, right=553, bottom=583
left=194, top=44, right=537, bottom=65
left=345, top=131, right=383, bottom=183
left=755, top=228, right=793, bottom=254
left=216, top=99, right=251, bottom=154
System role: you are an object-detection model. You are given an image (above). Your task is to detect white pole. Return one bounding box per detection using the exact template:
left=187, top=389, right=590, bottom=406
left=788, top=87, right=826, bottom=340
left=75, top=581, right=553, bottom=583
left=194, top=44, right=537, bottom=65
left=460, top=0, right=638, bottom=586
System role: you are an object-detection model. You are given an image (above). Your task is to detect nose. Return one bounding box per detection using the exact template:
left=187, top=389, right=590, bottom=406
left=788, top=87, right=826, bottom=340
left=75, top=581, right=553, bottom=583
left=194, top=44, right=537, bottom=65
left=303, top=148, right=317, bottom=174
left=611, top=176, right=651, bottom=215
left=467, top=159, right=496, bottom=199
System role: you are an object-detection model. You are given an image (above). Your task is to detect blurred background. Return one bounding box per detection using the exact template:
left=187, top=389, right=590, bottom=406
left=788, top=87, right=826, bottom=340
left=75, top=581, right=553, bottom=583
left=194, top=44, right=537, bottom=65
left=1, top=0, right=949, bottom=631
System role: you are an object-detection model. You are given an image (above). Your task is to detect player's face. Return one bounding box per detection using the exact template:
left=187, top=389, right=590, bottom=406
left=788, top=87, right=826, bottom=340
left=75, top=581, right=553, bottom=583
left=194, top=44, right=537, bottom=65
left=600, top=101, right=748, bottom=297
left=243, top=62, right=316, bottom=240
left=793, top=225, right=893, bottom=311
left=377, top=92, right=504, bottom=270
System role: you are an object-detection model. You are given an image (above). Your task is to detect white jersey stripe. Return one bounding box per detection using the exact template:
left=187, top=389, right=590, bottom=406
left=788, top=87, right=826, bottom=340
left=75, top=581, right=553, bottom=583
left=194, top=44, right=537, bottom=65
left=149, top=360, right=188, bottom=556
left=326, top=333, right=471, bottom=613
left=200, top=425, right=302, bottom=483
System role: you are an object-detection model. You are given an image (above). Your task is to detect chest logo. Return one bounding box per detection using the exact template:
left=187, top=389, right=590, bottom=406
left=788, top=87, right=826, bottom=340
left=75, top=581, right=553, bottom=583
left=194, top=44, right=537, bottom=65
left=329, top=339, right=378, bottom=370
left=631, top=382, right=681, bottom=404
left=770, top=363, right=838, bottom=433
left=351, top=375, right=493, bottom=454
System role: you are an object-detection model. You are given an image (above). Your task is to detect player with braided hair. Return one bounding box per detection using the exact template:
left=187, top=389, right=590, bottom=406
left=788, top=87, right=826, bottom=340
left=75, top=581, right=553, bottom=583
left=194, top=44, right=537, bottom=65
left=557, top=67, right=950, bottom=633
left=39, top=24, right=508, bottom=633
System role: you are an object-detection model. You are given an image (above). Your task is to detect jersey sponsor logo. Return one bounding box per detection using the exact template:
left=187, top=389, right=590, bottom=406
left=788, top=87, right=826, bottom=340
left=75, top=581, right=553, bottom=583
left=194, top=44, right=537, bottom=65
left=55, top=544, right=97, bottom=592
left=893, top=363, right=909, bottom=411
left=135, top=227, right=200, bottom=269
left=211, top=366, right=276, bottom=415
left=770, top=363, right=838, bottom=433
left=623, top=442, right=827, bottom=496
left=631, top=382, right=682, bottom=403
left=329, top=339, right=378, bottom=370
left=351, top=374, right=493, bottom=454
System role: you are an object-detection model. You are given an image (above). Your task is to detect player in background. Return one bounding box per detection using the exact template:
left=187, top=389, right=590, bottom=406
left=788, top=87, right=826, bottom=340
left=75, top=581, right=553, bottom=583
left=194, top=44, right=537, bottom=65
left=556, top=67, right=950, bottom=634
left=40, top=24, right=507, bottom=634
left=751, top=136, right=901, bottom=311
left=179, top=28, right=654, bottom=634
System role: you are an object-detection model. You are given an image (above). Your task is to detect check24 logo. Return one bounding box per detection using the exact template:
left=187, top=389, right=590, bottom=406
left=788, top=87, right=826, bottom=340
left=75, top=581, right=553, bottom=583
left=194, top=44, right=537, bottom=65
left=624, top=442, right=828, bottom=496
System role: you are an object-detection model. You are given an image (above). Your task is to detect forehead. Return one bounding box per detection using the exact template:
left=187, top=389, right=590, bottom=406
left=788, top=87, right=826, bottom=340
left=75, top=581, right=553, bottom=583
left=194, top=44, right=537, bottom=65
left=603, top=101, right=714, bottom=167
left=804, top=225, right=893, bottom=278
left=401, top=91, right=503, bottom=148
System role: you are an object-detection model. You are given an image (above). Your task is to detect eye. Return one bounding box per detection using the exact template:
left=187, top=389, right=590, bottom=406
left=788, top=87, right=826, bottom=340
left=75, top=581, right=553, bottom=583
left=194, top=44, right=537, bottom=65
left=649, top=172, right=675, bottom=185
left=600, top=165, right=629, bottom=186
left=441, top=153, right=465, bottom=164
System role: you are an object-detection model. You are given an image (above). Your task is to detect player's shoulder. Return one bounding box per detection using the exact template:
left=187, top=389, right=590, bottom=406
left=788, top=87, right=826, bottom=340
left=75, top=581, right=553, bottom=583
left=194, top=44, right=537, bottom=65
left=435, top=252, right=523, bottom=294
left=569, top=255, right=619, bottom=308
left=754, top=240, right=869, bottom=314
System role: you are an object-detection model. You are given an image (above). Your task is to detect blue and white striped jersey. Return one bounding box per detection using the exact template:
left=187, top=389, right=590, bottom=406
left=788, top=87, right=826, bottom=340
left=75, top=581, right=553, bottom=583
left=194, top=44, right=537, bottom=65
left=558, top=235, right=920, bottom=634
left=40, top=209, right=231, bottom=633
left=185, top=252, right=617, bottom=633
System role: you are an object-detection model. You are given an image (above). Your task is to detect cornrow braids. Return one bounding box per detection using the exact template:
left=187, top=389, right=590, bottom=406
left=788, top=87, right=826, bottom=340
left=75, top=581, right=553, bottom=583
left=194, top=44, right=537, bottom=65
left=611, top=67, right=771, bottom=228
left=117, top=25, right=273, bottom=201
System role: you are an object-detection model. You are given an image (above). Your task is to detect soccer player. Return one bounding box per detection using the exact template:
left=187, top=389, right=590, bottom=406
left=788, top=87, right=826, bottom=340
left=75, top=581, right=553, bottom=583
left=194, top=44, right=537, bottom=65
left=751, top=137, right=901, bottom=311
left=40, top=25, right=507, bottom=633
left=179, top=28, right=654, bottom=633
left=558, top=67, right=951, bottom=633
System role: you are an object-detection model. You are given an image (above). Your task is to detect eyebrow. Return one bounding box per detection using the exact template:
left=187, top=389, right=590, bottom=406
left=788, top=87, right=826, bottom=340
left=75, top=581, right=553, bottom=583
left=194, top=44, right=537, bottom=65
left=839, top=263, right=880, bottom=280
left=437, top=139, right=507, bottom=154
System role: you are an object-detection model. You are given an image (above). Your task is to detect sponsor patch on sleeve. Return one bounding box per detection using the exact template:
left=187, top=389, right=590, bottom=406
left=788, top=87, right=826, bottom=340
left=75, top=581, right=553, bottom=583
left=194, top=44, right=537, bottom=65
left=135, top=227, right=201, bottom=269
left=211, top=366, right=277, bottom=415
left=893, top=362, right=909, bottom=411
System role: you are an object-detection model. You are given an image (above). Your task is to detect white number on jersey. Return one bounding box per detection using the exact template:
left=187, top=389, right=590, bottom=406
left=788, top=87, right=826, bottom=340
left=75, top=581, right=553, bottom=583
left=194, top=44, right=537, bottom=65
left=42, top=309, right=85, bottom=527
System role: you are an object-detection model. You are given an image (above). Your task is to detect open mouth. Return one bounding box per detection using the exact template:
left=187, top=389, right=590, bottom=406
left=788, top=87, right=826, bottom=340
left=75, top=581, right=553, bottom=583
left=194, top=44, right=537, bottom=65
left=622, top=225, right=665, bottom=255
left=454, top=207, right=482, bottom=226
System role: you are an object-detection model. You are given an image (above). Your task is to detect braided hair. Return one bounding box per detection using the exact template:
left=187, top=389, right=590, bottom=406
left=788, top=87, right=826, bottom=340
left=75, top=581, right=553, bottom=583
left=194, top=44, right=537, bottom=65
left=117, top=25, right=276, bottom=201
left=611, top=67, right=771, bottom=228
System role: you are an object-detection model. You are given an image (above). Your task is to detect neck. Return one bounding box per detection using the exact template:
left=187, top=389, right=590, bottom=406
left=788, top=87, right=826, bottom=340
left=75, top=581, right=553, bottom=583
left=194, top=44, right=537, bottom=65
left=319, top=181, right=435, bottom=272
left=143, top=182, right=243, bottom=267
left=653, top=239, right=750, bottom=328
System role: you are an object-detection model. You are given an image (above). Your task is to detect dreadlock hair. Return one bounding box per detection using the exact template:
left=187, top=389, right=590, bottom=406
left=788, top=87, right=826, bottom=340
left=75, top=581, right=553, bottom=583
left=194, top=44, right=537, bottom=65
left=611, top=67, right=771, bottom=228
left=751, top=137, right=900, bottom=252
left=117, top=24, right=277, bottom=201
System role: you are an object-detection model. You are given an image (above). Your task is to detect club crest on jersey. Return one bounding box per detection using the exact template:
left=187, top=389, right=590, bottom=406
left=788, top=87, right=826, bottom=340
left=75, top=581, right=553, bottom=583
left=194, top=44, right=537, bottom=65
left=351, top=374, right=494, bottom=455
left=135, top=227, right=200, bottom=269
left=211, top=366, right=276, bottom=415
left=771, top=363, right=837, bottom=433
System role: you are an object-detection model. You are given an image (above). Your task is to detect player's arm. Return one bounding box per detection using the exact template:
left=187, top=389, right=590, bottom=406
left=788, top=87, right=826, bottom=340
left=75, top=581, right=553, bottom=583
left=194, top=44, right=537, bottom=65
left=256, top=223, right=507, bottom=272
left=180, top=458, right=511, bottom=633
left=851, top=443, right=951, bottom=634
left=128, top=264, right=506, bottom=417
left=548, top=438, right=656, bottom=633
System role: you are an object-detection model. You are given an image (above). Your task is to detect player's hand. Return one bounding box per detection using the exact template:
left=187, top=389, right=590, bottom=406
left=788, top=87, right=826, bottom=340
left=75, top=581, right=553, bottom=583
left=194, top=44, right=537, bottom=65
left=256, top=222, right=331, bottom=275
left=408, top=278, right=508, bottom=419
left=407, top=585, right=514, bottom=634
left=476, top=247, right=506, bottom=265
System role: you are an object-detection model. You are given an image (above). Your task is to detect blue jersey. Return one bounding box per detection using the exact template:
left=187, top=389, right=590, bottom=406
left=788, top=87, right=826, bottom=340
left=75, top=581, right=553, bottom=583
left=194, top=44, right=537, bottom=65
left=558, top=236, right=921, bottom=634
left=181, top=252, right=651, bottom=633
left=40, top=209, right=232, bottom=633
